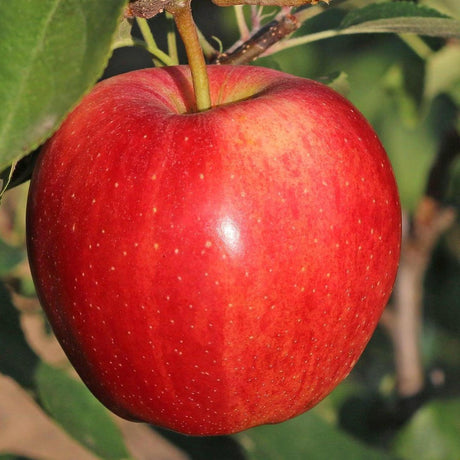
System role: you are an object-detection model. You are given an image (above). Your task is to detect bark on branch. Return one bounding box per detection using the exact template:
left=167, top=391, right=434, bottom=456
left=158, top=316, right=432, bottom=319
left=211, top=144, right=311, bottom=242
left=212, top=14, right=300, bottom=64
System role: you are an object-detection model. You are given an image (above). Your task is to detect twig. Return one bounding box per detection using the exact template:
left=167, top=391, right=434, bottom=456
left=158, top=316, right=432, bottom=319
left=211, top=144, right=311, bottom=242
left=213, top=13, right=300, bottom=64
left=125, top=0, right=173, bottom=18
left=210, top=3, right=334, bottom=65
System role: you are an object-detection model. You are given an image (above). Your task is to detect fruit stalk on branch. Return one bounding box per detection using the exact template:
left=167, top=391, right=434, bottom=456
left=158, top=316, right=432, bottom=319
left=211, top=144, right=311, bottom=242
left=125, top=0, right=324, bottom=19
left=166, top=0, right=212, bottom=111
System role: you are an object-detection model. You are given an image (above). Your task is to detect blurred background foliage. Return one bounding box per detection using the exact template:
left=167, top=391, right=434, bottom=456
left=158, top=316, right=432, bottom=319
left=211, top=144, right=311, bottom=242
left=0, top=0, right=459, bottom=459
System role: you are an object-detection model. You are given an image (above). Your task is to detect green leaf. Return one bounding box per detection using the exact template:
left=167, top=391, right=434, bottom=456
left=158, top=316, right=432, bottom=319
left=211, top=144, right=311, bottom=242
left=35, top=362, right=132, bottom=460
left=338, top=2, right=460, bottom=38
left=318, top=71, right=350, bottom=96
left=238, top=411, right=397, bottom=460
left=423, top=0, right=460, bottom=18
left=340, top=17, right=460, bottom=38
left=0, top=238, right=24, bottom=275
left=393, top=399, right=460, bottom=460
left=340, top=2, right=449, bottom=30
left=112, top=17, right=136, bottom=50
left=0, top=280, right=39, bottom=390
left=424, top=45, right=460, bottom=105
left=0, top=162, right=15, bottom=203
left=0, top=0, right=128, bottom=171
left=382, top=58, right=425, bottom=127
left=155, top=427, right=247, bottom=460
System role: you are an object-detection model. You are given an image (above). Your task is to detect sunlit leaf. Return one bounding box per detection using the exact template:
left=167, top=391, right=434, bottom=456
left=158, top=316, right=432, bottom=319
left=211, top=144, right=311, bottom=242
left=338, top=2, right=460, bottom=38
left=424, top=44, right=460, bottom=105
left=340, top=2, right=449, bottom=29
left=340, top=17, right=460, bottom=38
left=238, top=411, right=397, bottom=460
left=0, top=0, right=128, bottom=170
left=393, top=399, right=460, bottom=460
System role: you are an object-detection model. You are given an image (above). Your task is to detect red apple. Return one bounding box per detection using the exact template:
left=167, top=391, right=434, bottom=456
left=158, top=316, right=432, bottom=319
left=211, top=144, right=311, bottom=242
left=27, top=65, right=401, bottom=436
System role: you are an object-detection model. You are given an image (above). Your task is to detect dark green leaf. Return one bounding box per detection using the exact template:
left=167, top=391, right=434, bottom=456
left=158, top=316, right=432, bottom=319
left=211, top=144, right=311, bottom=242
left=0, top=150, right=39, bottom=194
left=318, top=71, right=349, bottom=96
left=0, top=161, right=15, bottom=202
left=393, top=399, right=460, bottom=460
left=337, top=2, right=460, bottom=38
left=0, top=280, right=39, bottom=389
left=341, top=17, right=460, bottom=38
left=155, top=427, right=246, bottom=460
left=35, top=362, right=132, bottom=460
left=0, top=239, right=24, bottom=275
left=0, top=0, right=128, bottom=170
left=382, top=58, right=425, bottom=127
left=340, top=2, right=449, bottom=29
left=238, top=411, right=397, bottom=460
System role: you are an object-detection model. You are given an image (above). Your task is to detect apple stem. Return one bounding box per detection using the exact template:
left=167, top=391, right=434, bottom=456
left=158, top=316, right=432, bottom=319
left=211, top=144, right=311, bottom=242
left=168, top=1, right=211, bottom=112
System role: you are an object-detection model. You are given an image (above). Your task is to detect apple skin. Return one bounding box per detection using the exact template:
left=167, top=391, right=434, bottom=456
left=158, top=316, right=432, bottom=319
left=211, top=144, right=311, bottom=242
left=27, top=65, right=401, bottom=436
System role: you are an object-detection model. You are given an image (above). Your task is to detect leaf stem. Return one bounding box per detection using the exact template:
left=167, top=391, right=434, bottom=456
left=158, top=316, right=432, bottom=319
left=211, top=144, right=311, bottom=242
left=136, top=18, right=176, bottom=66
left=234, top=5, right=250, bottom=40
left=197, top=28, right=219, bottom=60
left=166, top=12, right=180, bottom=65
left=398, top=33, right=433, bottom=60
left=136, top=17, right=158, bottom=52
left=168, top=1, right=211, bottom=112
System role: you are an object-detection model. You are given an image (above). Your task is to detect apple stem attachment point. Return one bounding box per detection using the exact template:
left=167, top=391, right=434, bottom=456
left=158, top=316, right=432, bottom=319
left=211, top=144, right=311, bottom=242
left=168, top=1, right=211, bottom=112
